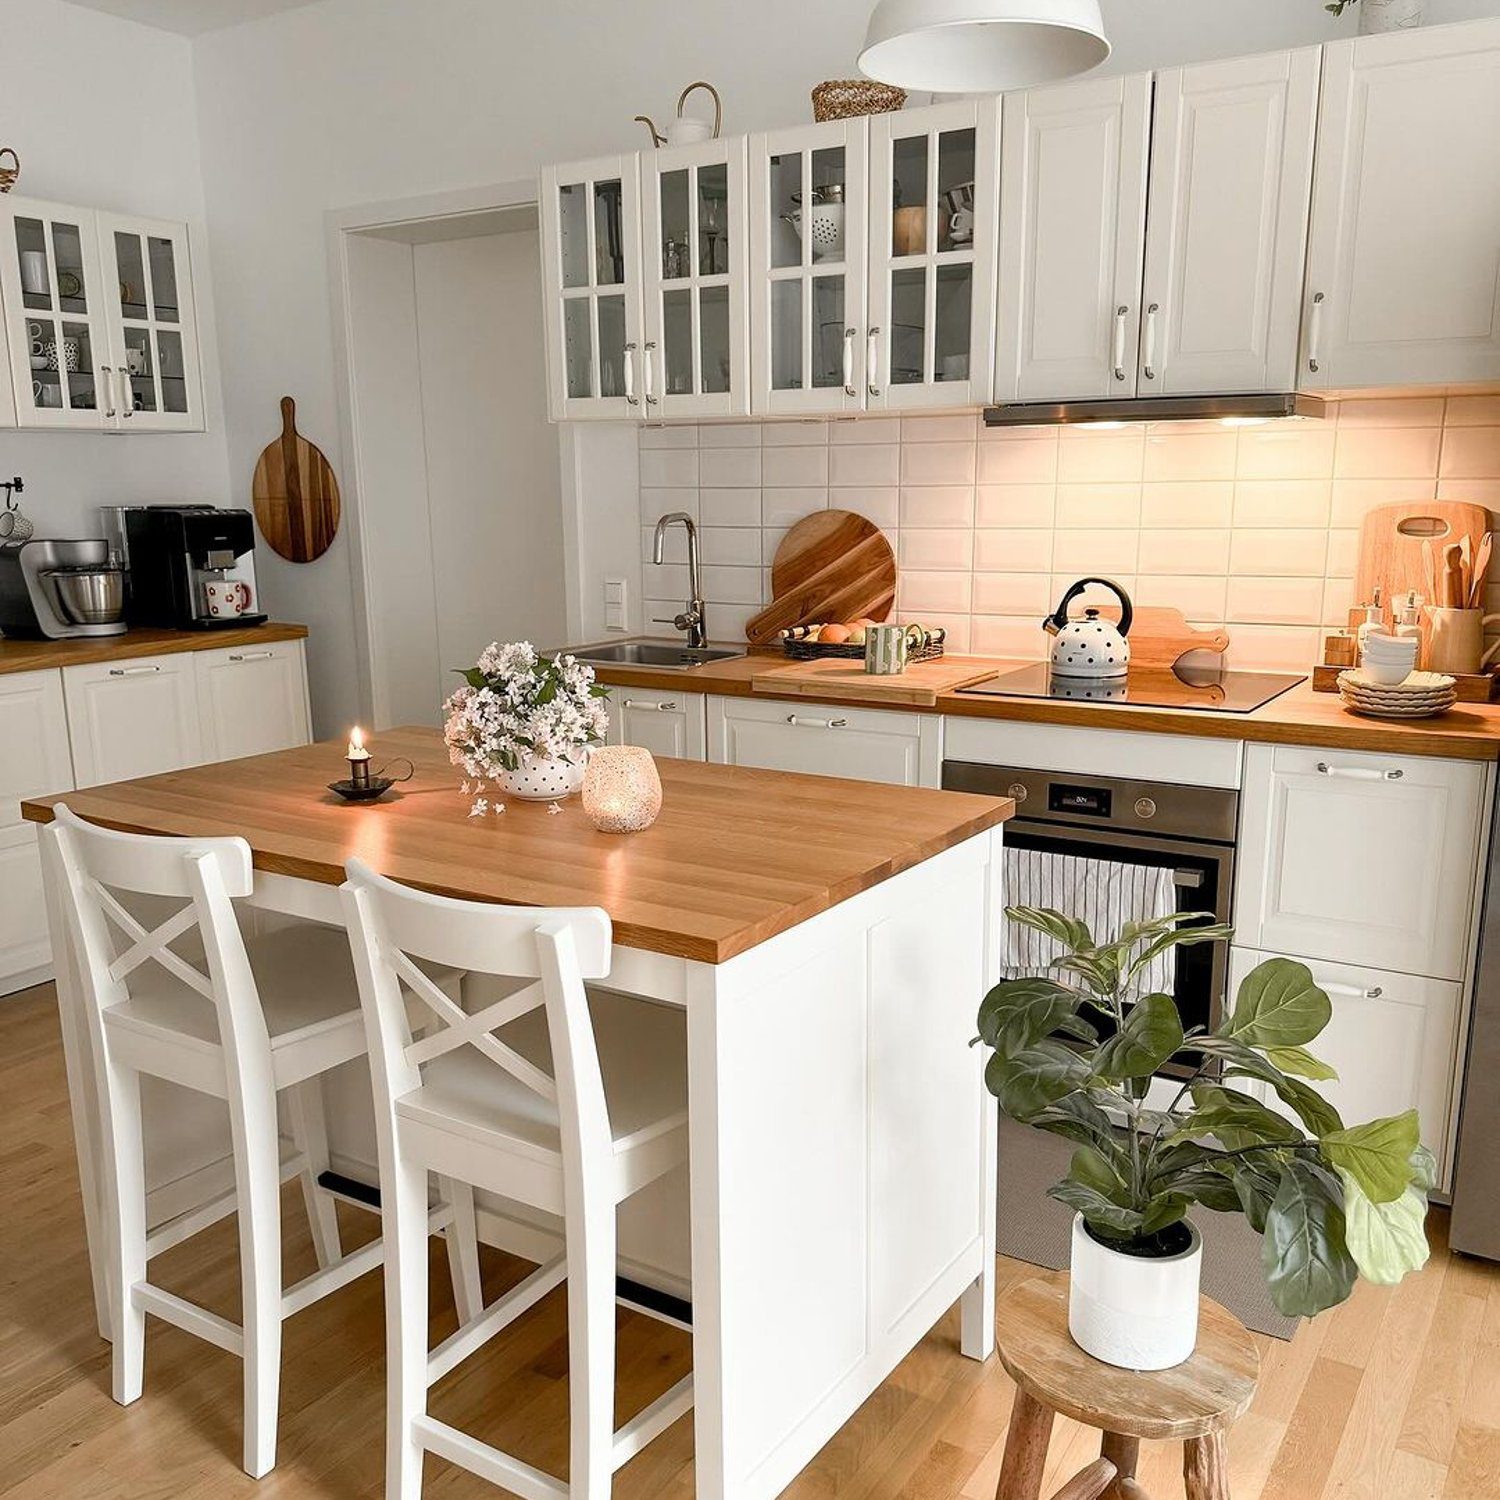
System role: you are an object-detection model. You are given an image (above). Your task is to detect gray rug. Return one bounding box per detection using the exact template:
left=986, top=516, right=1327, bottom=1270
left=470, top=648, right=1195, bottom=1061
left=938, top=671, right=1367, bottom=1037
left=997, top=1117, right=1300, bottom=1341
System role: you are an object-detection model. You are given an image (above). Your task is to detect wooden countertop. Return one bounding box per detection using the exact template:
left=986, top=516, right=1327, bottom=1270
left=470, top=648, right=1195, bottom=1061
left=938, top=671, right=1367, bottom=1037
left=0, top=621, right=309, bottom=674
left=584, top=647, right=1500, bottom=762
left=21, top=726, right=1012, bottom=965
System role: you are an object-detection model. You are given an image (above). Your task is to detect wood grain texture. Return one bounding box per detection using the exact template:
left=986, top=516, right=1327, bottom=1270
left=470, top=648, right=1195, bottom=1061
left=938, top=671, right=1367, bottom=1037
left=251, top=397, right=341, bottom=563
left=750, top=654, right=997, bottom=706
left=0, top=622, right=308, bottom=675
left=19, top=726, right=1011, bottom=965
left=1312, top=663, right=1500, bottom=703
left=745, top=511, right=897, bottom=645
left=996, top=1388, right=1056, bottom=1500
left=1353, top=502, right=1491, bottom=625
left=1093, top=606, right=1231, bottom=668
left=994, top=1278, right=1259, bottom=1443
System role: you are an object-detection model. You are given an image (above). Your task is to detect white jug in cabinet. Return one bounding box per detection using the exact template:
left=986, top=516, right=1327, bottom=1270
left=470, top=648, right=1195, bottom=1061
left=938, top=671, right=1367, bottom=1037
left=1043, top=577, right=1133, bottom=679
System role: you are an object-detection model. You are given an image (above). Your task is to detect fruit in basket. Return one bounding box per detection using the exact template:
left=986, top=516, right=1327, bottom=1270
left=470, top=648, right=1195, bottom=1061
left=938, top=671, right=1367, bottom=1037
left=818, top=623, right=852, bottom=644
left=845, top=624, right=867, bottom=645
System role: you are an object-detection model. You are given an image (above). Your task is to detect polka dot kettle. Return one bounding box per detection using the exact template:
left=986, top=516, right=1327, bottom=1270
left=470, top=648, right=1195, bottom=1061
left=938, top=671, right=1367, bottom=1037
left=1043, top=577, right=1133, bottom=679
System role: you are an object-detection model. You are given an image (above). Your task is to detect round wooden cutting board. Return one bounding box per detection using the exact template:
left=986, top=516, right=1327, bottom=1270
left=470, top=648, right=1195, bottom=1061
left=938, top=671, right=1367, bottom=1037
left=251, top=396, right=342, bottom=563
left=745, top=510, right=897, bottom=645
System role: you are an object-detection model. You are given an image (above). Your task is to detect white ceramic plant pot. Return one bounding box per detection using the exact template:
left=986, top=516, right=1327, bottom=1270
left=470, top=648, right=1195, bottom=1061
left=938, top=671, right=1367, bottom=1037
left=1359, top=0, right=1424, bottom=33
left=1068, top=1214, right=1203, bottom=1371
left=496, top=752, right=588, bottom=801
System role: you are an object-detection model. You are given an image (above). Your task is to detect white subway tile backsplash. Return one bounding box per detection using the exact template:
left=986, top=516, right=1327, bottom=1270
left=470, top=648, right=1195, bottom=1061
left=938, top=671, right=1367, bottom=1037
left=975, top=484, right=1055, bottom=528
left=762, top=420, right=829, bottom=446
left=1238, top=425, right=1336, bottom=480
left=970, top=614, right=1043, bottom=658
left=700, top=488, right=763, bottom=527
left=1057, top=428, right=1144, bottom=483
left=1326, top=529, right=1359, bottom=576
left=829, top=443, right=901, bottom=487
left=1225, top=576, right=1325, bottom=626
left=1446, top=396, right=1500, bottom=427
left=1140, top=483, right=1233, bottom=529
left=975, top=529, right=1053, bottom=573
left=1337, top=396, right=1446, bottom=428
left=1230, top=529, right=1328, bottom=578
left=900, top=571, right=973, bottom=613
left=973, top=572, right=1052, bottom=614
left=641, top=448, right=699, bottom=487
left=830, top=487, right=900, bottom=528
left=1160, top=575, right=1228, bottom=621
left=901, top=441, right=977, bottom=486
left=762, top=487, right=829, bottom=528
left=642, top=525, right=688, bottom=564
left=700, top=527, right=763, bottom=566
left=697, top=423, right=762, bottom=448
left=701, top=565, right=764, bottom=605
left=762, top=444, right=830, bottom=487
left=831, top=417, right=900, bottom=444
left=902, top=414, right=980, bottom=443
left=1055, top=483, right=1142, bottom=530
left=699, top=446, right=762, bottom=487
left=640, top=425, right=698, bottom=450
left=1441, top=427, right=1500, bottom=480
left=640, top=487, right=697, bottom=526
left=1136, top=529, right=1232, bottom=576
left=1231, top=480, right=1331, bottom=529
left=1331, top=426, right=1442, bottom=480
left=977, top=436, right=1057, bottom=484
left=1328, top=479, right=1434, bottom=527
left=900, top=529, right=974, bottom=570
left=1144, top=430, right=1238, bottom=483
left=900, top=486, right=974, bottom=528
left=1055, top=529, right=1139, bottom=576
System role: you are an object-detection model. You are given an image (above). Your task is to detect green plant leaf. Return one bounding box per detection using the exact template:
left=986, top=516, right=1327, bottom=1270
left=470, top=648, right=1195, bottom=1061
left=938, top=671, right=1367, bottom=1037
left=1154, top=1168, right=1243, bottom=1215
left=984, top=1040, right=1089, bottom=1122
left=1221, top=958, right=1331, bottom=1049
left=1409, top=1143, right=1438, bottom=1192
left=1006, top=906, right=1093, bottom=952
left=1140, top=1194, right=1191, bottom=1235
left=1230, top=1159, right=1281, bottom=1234
left=1321, top=1111, right=1421, bottom=1205
left=1094, top=993, right=1184, bottom=1080
left=1262, top=1158, right=1358, bottom=1317
left=977, top=978, right=1083, bottom=1058
left=1123, top=922, right=1235, bottom=984
left=1051, top=950, right=1119, bottom=994
left=1030, top=1093, right=1121, bottom=1156
left=1265, top=1045, right=1339, bottom=1082
left=1180, top=1084, right=1303, bottom=1152
left=1339, top=1172, right=1430, bottom=1286
left=1068, top=1143, right=1131, bottom=1204
left=1047, top=1178, right=1144, bottom=1237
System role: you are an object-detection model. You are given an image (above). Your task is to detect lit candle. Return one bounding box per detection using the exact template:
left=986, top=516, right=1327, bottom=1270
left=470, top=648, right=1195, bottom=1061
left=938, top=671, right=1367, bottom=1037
left=582, top=746, right=663, bottom=833
left=347, top=726, right=372, bottom=790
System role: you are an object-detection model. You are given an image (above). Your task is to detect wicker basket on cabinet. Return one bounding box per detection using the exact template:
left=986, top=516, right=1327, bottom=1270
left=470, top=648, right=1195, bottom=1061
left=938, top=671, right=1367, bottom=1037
left=811, top=80, right=907, bottom=121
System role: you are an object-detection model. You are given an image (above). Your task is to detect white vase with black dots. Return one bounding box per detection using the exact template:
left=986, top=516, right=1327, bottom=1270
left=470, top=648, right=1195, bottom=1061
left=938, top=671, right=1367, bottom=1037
left=498, top=752, right=590, bottom=800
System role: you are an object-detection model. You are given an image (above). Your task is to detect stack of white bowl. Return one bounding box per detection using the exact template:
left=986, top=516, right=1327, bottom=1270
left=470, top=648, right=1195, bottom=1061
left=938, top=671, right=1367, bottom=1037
left=1338, top=632, right=1457, bottom=717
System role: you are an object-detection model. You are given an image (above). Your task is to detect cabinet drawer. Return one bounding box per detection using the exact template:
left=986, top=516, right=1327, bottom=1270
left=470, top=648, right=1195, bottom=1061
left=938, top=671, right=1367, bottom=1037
left=63, top=653, right=205, bottom=786
left=0, top=670, right=72, bottom=827
left=194, top=641, right=311, bottom=762
left=0, top=822, right=51, bottom=993
left=1235, top=743, right=1487, bottom=981
left=606, top=687, right=707, bottom=761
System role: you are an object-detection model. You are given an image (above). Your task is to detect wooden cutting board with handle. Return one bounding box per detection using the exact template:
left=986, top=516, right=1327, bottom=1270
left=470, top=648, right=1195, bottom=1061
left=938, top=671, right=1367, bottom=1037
left=1091, top=605, right=1230, bottom=667
left=1353, top=501, right=1492, bottom=618
left=750, top=654, right=997, bottom=707
left=745, top=510, right=897, bottom=645
left=251, top=397, right=342, bottom=563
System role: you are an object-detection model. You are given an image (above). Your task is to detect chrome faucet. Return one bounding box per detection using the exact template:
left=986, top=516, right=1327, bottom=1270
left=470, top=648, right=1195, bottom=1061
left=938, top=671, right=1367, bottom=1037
left=652, top=512, right=707, bottom=648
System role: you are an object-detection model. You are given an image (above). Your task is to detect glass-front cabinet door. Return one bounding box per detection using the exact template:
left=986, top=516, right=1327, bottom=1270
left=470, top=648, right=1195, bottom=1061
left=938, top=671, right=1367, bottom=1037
left=639, top=139, right=749, bottom=418
left=866, top=102, right=999, bottom=410
left=749, top=119, right=869, bottom=415
left=96, top=213, right=204, bottom=431
left=539, top=156, right=644, bottom=421
left=0, top=196, right=112, bottom=429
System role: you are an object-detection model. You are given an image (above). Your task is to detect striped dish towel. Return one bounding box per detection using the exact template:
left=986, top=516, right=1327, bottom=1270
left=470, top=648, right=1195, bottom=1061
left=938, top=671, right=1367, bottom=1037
left=1002, top=845, right=1178, bottom=1000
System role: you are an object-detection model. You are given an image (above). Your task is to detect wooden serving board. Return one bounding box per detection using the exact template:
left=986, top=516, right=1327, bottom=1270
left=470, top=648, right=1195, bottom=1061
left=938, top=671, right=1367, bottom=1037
left=1091, top=605, right=1230, bottom=667
left=251, top=396, right=342, bottom=563
left=750, top=655, right=997, bottom=707
left=1353, top=501, right=1491, bottom=617
left=745, top=510, right=896, bottom=646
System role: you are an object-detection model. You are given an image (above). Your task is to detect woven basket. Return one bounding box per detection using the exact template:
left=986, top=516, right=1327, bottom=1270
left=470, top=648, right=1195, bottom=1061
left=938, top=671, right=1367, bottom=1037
left=812, top=80, right=907, bottom=122
left=0, top=149, right=18, bottom=195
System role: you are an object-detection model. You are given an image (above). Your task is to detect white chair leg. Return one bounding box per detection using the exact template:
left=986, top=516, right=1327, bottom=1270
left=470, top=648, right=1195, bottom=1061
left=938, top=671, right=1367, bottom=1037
left=99, top=1056, right=147, bottom=1405
left=566, top=1202, right=618, bottom=1500
left=231, top=1094, right=286, bottom=1479
left=286, top=1077, right=342, bottom=1269
left=440, top=1176, right=484, bottom=1326
left=385, top=1155, right=431, bottom=1500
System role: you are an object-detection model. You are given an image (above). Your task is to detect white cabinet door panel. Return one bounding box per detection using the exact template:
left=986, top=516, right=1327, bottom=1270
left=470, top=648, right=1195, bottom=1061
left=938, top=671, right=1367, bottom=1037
left=194, top=641, right=311, bottom=762
left=0, top=823, right=50, bottom=993
left=63, top=654, right=204, bottom=786
left=1235, top=742, right=1487, bottom=981
left=1143, top=49, right=1320, bottom=395
left=1302, top=21, right=1500, bottom=388
left=605, top=686, right=707, bottom=760
left=0, top=670, right=72, bottom=827
left=995, top=74, right=1151, bottom=402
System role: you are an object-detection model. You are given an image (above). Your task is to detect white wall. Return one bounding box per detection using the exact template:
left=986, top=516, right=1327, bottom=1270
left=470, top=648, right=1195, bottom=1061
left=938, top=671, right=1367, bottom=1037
left=0, top=0, right=228, bottom=538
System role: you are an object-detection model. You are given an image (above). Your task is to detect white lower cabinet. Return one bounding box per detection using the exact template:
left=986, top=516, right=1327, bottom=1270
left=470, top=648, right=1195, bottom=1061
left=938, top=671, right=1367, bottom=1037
left=194, top=641, right=311, bottom=761
left=708, top=695, right=941, bottom=787
left=0, top=824, right=50, bottom=993
left=605, top=685, right=707, bottom=760
left=63, top=653, right=205, bottom=787
left=0, top=669, right=73, bottom=827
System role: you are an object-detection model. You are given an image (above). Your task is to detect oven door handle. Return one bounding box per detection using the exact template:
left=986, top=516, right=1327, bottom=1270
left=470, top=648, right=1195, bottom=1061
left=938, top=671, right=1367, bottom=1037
left=1172, top=868, right=1204, bottom=889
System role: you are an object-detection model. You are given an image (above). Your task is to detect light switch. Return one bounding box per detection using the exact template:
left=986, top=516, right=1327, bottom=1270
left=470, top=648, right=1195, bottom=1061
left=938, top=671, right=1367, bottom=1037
left=604, top=576, right=628, bottom=632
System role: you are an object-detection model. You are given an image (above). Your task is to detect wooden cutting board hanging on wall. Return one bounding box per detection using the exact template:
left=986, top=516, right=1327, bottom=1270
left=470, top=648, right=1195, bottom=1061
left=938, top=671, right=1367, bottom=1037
left=251, top=397, right=342, bottom=563
left=1353, top=501, right=1491, bottom=617
left=744, top=510, right=897, bottom=645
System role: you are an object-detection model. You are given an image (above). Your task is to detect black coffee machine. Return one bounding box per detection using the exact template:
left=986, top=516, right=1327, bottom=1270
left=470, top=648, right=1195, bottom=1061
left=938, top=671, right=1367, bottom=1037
left=126, top=506, right=267, bottom=630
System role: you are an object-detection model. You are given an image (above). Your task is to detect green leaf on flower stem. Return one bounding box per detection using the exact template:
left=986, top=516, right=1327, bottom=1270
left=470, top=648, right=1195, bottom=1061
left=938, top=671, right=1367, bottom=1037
left=1340, top=1172, right=1430, bottom=1285
left=1262, top=1158, right=1358, bottom=1317
left=1221, top=958, right=1331, bottom=1049
left=984, top=1040, right=1089, bottom=1121
left=1265, top=1045, right=1339, bottom=1082
left=1048, top=1178, right=1145, bottom=1238
left=1181, top=1084, right=1302, bottom=1152
left=1320, top=1111, right=1421, bottom=1205
left=1094, top=993, right=1184, bottom=1080
left=977, top=978, right=1083, bottom=1058
left=1006, top=906, right=1093, bottom=952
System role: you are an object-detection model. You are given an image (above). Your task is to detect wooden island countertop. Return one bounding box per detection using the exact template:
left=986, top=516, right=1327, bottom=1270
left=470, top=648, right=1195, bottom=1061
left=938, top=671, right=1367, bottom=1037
left=21, top=725, right=1012, bottom=964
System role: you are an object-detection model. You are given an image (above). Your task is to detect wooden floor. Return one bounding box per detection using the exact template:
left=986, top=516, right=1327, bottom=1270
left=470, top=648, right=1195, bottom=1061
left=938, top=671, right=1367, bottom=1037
left=4, top=984, right=1500, bottom=1500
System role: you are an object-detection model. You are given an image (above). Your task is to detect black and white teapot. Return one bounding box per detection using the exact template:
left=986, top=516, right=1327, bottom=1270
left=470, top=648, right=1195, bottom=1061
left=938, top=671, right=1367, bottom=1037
left=1042, top=577, right=1133, bottom=679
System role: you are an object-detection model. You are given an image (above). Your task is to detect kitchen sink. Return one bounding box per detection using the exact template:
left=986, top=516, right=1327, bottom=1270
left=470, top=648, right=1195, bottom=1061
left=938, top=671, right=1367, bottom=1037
left=571, top=641, right=745, bottom=669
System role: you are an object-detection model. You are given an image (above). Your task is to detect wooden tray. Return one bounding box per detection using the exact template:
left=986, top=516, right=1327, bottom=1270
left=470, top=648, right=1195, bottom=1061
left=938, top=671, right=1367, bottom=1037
left=750, top=655, right=996, bottom=707
left=1312, top=664, right=1500, bottom=703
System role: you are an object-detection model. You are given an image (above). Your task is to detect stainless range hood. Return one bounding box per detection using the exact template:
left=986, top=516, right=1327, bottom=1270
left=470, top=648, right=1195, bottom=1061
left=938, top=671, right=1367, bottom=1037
left=984, top=393, right=1329, bottom=427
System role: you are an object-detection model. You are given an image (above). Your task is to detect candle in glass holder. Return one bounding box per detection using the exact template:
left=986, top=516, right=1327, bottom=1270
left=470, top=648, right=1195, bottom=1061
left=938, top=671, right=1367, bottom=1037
left=347, top=726, right=372, bottom=790
left=582, top=746, right=662, bottom=833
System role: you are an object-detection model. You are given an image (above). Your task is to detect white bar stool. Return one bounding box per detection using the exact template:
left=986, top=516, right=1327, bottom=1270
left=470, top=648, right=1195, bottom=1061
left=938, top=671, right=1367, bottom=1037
left=41, top=806, right=483, bottom=1479
left=341, top=857, right=694, bottom=1500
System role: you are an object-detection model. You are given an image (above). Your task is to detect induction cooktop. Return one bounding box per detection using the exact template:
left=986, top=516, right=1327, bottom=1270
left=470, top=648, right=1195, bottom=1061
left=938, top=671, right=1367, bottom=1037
left=958, top=663, right=1307, bottom=713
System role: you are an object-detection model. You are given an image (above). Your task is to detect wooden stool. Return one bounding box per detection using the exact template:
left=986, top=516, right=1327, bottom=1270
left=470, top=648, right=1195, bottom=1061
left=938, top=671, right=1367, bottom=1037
left=993, top=1277, right=1259, bottom=1500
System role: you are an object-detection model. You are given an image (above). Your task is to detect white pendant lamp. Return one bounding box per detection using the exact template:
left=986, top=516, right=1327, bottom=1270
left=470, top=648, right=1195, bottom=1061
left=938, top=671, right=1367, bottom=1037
left=858, top=0, right=1110, bottom=93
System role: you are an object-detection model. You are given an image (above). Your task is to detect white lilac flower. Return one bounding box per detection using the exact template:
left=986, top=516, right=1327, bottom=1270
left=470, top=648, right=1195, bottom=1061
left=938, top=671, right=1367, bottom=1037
left=469, top=798, right=489, bottom=818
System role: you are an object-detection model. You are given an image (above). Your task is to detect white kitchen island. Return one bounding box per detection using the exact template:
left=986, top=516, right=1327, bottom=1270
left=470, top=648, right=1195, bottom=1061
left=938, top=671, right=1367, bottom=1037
left=26, top=728, right=1012, bottom=1500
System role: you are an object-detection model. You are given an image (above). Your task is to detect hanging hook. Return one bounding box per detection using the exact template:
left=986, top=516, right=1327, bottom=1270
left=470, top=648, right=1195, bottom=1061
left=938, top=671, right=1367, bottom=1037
left=1, top=477, right=22, bottom=509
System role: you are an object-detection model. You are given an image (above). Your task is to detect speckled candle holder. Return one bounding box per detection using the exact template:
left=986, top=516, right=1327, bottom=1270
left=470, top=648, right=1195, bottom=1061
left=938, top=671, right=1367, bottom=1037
left=581, top=746, right=663, bottom=833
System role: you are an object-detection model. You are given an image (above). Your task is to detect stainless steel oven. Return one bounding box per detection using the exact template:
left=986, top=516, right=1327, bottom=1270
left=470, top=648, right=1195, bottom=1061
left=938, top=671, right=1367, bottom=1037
left=942, top=761, right=1238, bottom=1074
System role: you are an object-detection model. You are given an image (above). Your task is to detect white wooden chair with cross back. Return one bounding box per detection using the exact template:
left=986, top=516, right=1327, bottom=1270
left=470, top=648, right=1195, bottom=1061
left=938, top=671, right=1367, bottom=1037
left=341, top=857, right=694, bottom=1500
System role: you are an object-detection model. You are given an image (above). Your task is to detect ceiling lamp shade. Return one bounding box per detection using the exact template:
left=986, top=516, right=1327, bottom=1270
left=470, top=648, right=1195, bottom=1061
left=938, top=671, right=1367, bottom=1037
left=858, top=0, right=1110, bottom=93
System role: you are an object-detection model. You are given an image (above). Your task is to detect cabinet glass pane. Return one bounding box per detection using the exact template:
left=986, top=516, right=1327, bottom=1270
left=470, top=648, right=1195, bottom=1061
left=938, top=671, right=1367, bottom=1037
left=663, top=288, right=693, bottom=395
left=891, top=266, right=927, bottom=384
left=59, top=322, right=97, bottom=410
left=769, top=152, right=804, bottom=270
left=771, top=278, right=803, bottom=390
left=558, top=183, right=590, bottom=289
left=892, top=134, right=930, bottom=256
left=157, top=330, right=187, bottom=413
left=115, top=232, right=147, bottom=319
left=660, top=168, right=690, bottom=279
left=148, top=236, right=180, bottom=322
left=27, top=316, right=60, bottom=410
left=698, top=162, right=727, bottom=277
left=936, top=128, right=976, bottom=254
left=809, top=147, right=847, bottom=266
left=15, top=218, right=53, bottom=312
left=51, top=223, right=88, bottom=314
left=700, top=284, right=729, bottom=394
left=593, top=180, right=625, bottom=287
left=935, top=263, right=972, bottom=383
left=597, top=295, right=626, bottom=399
left=812, top=275, right=847, bottom=389
left=122, top=326, right=155, bottom=412
left=563, top=297, right=593, bottom=397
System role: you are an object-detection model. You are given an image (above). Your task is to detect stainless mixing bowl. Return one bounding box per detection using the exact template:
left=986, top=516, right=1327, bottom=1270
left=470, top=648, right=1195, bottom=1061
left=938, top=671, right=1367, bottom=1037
left=46, top=565, right=125, bottom=625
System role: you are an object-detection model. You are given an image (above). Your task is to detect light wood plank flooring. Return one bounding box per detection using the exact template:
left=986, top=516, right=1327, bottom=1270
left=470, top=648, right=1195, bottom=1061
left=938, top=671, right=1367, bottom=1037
left=3, top=983, right=1498, bottom=1499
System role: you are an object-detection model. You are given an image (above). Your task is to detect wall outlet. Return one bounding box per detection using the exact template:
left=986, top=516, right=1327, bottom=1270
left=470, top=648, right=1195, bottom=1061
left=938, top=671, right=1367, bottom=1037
left=603, top=576, right=628, bottom=632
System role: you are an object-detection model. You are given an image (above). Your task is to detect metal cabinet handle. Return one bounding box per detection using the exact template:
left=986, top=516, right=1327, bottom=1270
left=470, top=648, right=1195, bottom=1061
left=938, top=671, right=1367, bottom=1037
left=1323, top=980, right=1385, bottom=1000
left=118, top=367, right=135, bottom=417
left=786, top=713, right=847, bottom=729
left=1315, top=761, right=1404, bottom=782
left=229, top=651, right=274, bottom=663
left=1112, top=305, right=1129, bottom=382
left=623, top=340, right=639, bottom=406
left=1307, top=291, right=1326, bottom=374
left=1142, top=303, right=1159, bottom=381
left=98, top=366, right=117, bottom=420
left=643, top=340, right=659, bottom=406
left=866, top=327, right=881, bottom=397
left=108, top=664, right=161, bottom=677
left=623, top=698, right=678, bottom=712
left=842, top=326, right=857, bottom=397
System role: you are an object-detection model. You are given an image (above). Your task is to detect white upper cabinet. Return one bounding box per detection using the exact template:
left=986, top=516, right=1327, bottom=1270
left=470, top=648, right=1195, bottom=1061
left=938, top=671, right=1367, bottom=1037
left=639, top=139, right=750, bottom=419
left=867, top=101, right=999, bottom=411
left=1302, top=19, right=1500, bottom=389
left=995, top=74, right=1151, bottom=403
left=750, top=118, right=870, bottom=416
left=1142, top=49, right=1320, bottom=395
left=539, top=155, right=645, bottom=421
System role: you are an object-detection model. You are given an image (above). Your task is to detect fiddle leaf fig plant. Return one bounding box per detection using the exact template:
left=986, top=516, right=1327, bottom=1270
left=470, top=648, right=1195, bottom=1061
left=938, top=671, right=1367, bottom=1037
left=977, top=907, right=1432, bottom=1317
